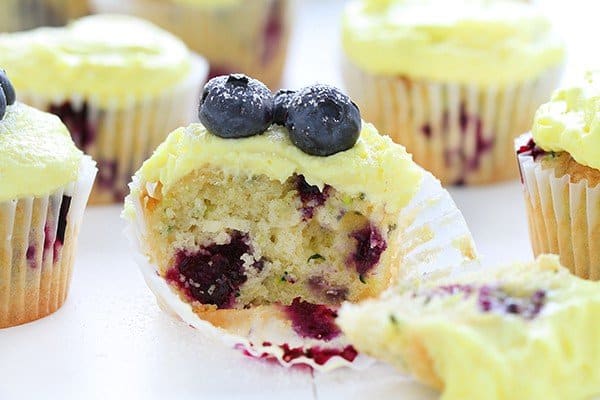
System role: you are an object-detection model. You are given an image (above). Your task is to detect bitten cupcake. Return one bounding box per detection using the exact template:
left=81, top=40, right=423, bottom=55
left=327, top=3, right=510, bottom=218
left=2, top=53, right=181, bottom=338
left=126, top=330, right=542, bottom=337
left=517, top=72, right=600, bottom=280
left=342, top=0, right=565, bottom=185
left=1, top=0, right=89, bottom=32
left=0, top=71, right=96, bottom=328
left=91, top=0, right=290, bottom=89
left=0, top=14, right=208, bottom=204
left=124, top=74, right=448, bottom=368
left=338, top=255, right=600, bottom=400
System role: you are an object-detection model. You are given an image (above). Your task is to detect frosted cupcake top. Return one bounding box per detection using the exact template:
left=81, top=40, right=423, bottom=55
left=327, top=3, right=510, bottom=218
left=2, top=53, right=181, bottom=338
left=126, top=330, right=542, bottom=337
left=0, top=15, right=192, bottom=107
left=129, top=122, right=423, bottom=214
left=532, top=72, right=600, bottom=171
left=0, top=103, right=83, bottom=201
left=127, top=75, right=423, bottom=214
left=127, top=74, right=423, bottom=212
left=342, top=0, right=565, bottom=86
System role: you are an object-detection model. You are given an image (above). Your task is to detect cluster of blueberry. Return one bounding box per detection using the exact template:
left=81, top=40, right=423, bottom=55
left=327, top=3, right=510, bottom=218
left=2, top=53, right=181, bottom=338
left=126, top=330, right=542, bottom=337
left=0, top=71, right=16, bottom=120
left=198, top=74, right=362, bottom=156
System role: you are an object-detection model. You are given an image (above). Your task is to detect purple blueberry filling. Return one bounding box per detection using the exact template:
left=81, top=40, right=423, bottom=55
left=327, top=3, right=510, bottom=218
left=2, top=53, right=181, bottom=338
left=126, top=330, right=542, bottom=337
left=348, top=224, right=387, bottom=279
left=49, top=101, right=95, bottom=151
left=421, top=104, right=495, bottom=185
left=241, top=342, right=358, bottom=367
left=28, top=195, right=72, bottom=267
left=450, top=104, right=494, bottom=185
left=478, top=286, right=546, bottom=320
left=284, top=297, right=341, bottom=341
left=166, top=231, right=263, bottom=309
left=56, top=195, right=71, bottom=245
left=280, top=344, right=358, bottom=366
left=516, top=138, right=548, bottom=182
left=26, top=245, right=36, bottom=268
left=421, top=123, right=432, bottom=138
left=517, top=138, right=547, bottom=160
left=418, top=284, right=547, bottom=320
left=294, top=174, right=331, bottom=220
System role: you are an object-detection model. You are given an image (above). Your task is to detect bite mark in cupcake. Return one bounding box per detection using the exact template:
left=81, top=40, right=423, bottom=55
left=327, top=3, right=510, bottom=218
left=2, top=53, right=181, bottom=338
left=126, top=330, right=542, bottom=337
left=125, top=73, right=423, bottom=368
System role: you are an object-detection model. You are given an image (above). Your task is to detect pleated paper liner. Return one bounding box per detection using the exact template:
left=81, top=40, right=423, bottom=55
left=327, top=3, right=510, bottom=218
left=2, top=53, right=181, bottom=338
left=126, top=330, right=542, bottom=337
left=343, top=60, right=563, bottom=185
left=516, top=134, right=600, bottom=280
left=90, top=0, right=290, bottom=89
left=19, top=55, right=208, bottom=205
left=0, top=0, right=89, bottom=32
left=126, top=169, right=477, bottom=371
left=0, top=156, right=96, bottom=329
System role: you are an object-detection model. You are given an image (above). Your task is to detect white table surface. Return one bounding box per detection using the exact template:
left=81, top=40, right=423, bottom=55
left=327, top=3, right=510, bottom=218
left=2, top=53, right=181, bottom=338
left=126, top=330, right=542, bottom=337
left=1, top=1, right=598, bottom=399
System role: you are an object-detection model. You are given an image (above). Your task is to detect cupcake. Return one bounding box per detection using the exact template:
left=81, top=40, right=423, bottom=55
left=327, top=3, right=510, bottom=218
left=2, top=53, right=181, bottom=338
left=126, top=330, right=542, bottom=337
left=0, top=14, right=208, bottom=204
left=338, top=255, right=600, bottom=400
left=341, top=0, right=565, bottom=185
left=0, top=0, right=89, bottom=32
left=517, top=72, right=600, bottom=280
left=124, top=75, right=471, bottom=369
left=0, top=72, right=96, bottom=329
left=91, top=0, right=290, bottom=89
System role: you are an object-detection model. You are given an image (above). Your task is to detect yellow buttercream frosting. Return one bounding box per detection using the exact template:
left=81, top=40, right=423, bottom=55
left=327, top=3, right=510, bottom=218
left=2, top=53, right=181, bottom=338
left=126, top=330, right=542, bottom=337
left=0, top=103, right=83, bottom=202
left=532, top=71, right=600, bottom=170
left=128, top=122, right=423, bottom=214
left=342, top=0, right=565, bottom=86
left=0, top=15, right=192, bottom=108
left=338, top=255, right=600, bottom=400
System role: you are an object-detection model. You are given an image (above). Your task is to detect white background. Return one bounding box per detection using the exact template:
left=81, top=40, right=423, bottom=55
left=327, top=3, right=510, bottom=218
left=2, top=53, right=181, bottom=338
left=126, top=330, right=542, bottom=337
left=1, top=1, right=598, bottom=399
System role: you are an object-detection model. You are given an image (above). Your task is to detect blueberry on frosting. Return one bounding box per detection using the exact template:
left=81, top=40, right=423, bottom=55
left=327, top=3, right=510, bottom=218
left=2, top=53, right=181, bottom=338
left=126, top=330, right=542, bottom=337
left=273, top=89, right=295, bottom=126
left=198, top=74, right=274, bottom=138
left=0, top=90, right=5, bottom=121
left=0, top=70, right=15, bottom=121
left=286, top=84, right=361, bottom=156
left=0, top=71, right=15, bottom=106
left=198, top=75, right=362, bottom=157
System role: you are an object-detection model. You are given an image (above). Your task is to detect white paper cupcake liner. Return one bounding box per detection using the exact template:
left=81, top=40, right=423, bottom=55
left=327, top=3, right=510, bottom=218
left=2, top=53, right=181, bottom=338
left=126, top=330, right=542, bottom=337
left=0, top=0, right=89, bottom=32
left=90, top=0, right=290, bottom=89
left=125, top=169, right=477, bottom=370
left=0, top=156, right=96, bottom=328
left=19, top=55, right=208, bottom=204
left=516, top=134, right=600, bottom=280
left=343, top=60, right=563, bottom=185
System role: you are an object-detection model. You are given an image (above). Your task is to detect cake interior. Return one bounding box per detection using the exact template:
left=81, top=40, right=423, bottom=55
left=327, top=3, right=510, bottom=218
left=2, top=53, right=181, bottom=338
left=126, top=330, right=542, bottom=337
left=140, top=167, right=400, bottom=311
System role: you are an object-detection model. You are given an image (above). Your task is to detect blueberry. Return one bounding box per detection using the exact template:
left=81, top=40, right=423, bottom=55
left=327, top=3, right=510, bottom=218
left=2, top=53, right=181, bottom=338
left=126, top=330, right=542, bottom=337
left=273, top=89, right=295, bottom=125
left=0, top=89, right=6, bottom=121
left=285, top=84, right=361, bottom=156
left=198, top=74, right=274, bottom=138
left=0, top=70, right=15, bottom=106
